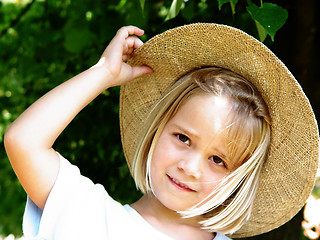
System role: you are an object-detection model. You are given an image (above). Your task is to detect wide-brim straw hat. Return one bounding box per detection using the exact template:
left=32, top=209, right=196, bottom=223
left=119, top=23, right=319, bottom=237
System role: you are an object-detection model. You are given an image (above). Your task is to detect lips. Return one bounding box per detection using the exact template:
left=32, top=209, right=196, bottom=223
left=167, top=174, right=196, bottom=192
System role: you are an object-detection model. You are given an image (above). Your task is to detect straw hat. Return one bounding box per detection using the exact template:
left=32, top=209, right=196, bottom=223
left=119, top=23, right=319, bottom=237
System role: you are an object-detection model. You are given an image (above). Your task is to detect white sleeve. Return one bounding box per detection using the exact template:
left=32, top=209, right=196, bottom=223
left=22, top=153, right=110, bottom=240
left=215, top=232, right=232, bottom=240
left=23, top=197, right=43, bottom=238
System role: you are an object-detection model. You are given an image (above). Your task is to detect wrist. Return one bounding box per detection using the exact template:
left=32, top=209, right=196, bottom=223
left=89, top=59, right=116, bottom=89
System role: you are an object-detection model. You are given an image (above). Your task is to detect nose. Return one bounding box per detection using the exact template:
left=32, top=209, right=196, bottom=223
left=177, top=154, right=202, bottom=179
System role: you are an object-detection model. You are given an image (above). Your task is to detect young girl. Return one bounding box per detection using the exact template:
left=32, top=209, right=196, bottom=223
left=4, top=24, right=319, bottom=240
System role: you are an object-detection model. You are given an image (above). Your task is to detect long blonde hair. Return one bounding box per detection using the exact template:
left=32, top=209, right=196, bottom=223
left=131, top=67, right=271, bottom=234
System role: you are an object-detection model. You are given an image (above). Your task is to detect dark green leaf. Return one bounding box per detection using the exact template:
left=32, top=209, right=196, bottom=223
left=139, top=0, right=145, bottom=11
left=255, top=20, right=267, bottom=42
left=165, top=0, right=184, bottom=21
left=217, top=0, right=238, bottom=14
left=247, top=2, right=288, bottom=41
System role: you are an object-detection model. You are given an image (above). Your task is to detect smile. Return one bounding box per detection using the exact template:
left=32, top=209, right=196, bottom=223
left=167, top=174, right=196, bottom=192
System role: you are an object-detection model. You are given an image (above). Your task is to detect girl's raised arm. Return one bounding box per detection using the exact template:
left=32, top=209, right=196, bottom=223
left=4, top=26, right=152, bottom=210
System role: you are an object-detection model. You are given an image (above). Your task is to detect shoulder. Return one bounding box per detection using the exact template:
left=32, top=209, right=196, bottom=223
left=215, top=232, right=232, bottom=240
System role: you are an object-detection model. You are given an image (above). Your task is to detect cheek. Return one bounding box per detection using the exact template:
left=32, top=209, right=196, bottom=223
left=200, top=170, right=229, bottom=194
left=151, top=148, right=175, bottom=174
left=152, top=134, right=177, bottom=166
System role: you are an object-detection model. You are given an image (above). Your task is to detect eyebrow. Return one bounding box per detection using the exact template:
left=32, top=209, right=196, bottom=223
left=171, top=123, right=199, bottom=139
left=214, top=148, right=227, bottom=162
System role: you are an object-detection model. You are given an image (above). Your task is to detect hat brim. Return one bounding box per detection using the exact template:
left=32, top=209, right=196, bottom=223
left=119, top=23, right=319, bottom=237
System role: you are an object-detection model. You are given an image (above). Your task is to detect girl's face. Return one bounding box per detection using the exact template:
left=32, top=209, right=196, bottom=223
left=150, top=94, right=242, bottom=212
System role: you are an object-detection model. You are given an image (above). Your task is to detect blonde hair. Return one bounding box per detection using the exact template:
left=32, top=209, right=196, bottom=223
left=131, top=67, right=271, bottom=234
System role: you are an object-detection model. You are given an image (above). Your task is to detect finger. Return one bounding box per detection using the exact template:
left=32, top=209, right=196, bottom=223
left=123, top=37, right=144, bottom=58
left=125, top=36, right=144, bottom=51
left=122, top=54, right=130, bottom=62
left=131, top=65, right=153, bottom=79
left=105, top=28, right=144, bottom=67
left=116, top=26, right=144, bottom=40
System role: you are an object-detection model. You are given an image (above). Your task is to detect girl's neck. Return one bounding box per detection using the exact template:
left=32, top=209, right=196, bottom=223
left=131, top=193, right=215, bottom=240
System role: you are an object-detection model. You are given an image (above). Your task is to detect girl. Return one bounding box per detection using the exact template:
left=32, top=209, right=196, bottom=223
left=4, top=24, right=319, bottom=239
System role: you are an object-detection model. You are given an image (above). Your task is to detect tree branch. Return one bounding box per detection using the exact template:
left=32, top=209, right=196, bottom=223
left=0, top=0, right=36, bottom=38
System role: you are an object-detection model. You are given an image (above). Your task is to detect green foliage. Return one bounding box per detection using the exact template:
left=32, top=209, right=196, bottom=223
left=312, top=177, right=320, bottom=199
left=247, top=2, right=288, bottom=41
left=0, top=0, right=292, bottom=237
left=139, top=0, right=146, bottom=11
left=218, top=0, right=238, bottom=15
left=140, top=0, right=288, bottom=42
left=165, top=0, right=184, bottom=21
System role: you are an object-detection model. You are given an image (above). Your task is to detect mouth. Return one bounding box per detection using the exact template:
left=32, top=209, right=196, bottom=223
left=167, top=174, right=196, bottom=192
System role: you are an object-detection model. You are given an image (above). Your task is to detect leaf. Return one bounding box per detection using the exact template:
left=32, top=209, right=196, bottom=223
left=139, top=0, right=145, bottom=11
left=246, top=2, right=288, bottom=41
left=255, top=20, right=267, bottom=42
left=217, top=0, right=238, bottom=14
left=165, top=0, right=184, bottom=21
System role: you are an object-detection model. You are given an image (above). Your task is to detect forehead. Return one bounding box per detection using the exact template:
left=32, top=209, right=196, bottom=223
left=172, top=93, right=232, bottom=128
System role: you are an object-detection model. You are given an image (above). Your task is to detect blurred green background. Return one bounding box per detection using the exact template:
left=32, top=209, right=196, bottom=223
left=0, top=0, right=319, bottom=239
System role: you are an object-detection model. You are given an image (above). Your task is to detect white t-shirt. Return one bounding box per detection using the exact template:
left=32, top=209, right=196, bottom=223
left=23, top=153, right=231, bottom=240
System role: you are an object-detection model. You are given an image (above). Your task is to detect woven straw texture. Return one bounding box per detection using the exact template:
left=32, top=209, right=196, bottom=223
left=119, top=23, right=319, bottom=237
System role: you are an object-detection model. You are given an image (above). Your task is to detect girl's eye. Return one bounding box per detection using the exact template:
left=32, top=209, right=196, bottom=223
left=210, top=155, right=225, bottom=167
left=177, top=134, right=190, bottom=145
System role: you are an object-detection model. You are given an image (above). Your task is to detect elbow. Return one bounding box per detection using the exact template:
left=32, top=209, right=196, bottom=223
left=4, top=125, right=17, bottom=157
left=4, top=124, right=27, bottom=162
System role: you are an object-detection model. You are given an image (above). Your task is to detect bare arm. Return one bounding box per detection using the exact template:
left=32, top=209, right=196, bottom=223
left=4, top=26, right=152, bottom=210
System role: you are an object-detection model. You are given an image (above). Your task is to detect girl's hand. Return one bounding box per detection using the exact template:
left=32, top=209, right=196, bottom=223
left=95, top=26, right=153, bottom=87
